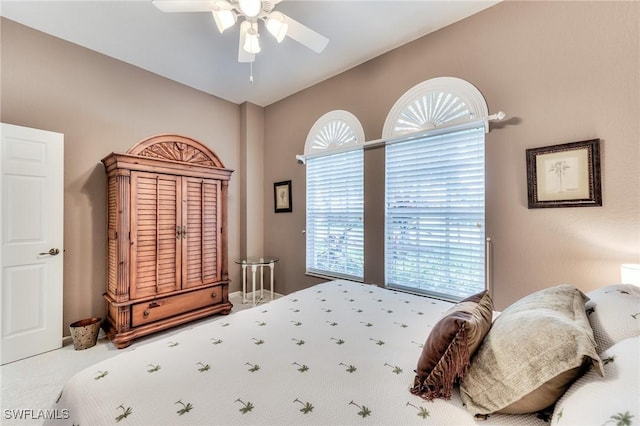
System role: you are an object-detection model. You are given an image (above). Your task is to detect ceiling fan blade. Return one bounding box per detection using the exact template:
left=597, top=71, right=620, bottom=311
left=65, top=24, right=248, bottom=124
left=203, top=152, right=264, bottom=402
left=238, top=21, right=256, bottom=63
left=283, top=14, right=328, bottom=53
left=152, top=0, right=221, bottom=13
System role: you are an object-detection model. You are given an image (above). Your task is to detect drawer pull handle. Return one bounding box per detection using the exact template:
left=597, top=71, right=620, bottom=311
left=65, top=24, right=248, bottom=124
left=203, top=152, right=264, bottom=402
left=211, top=292, right=217, bottom=298
left=148, top=301, right=160, bottom=308
left=143, top=310, right=150, bottom=317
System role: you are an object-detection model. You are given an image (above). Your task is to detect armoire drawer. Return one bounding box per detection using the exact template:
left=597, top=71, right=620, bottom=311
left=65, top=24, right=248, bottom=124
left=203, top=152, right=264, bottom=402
left=132, top=286, right=223, bottom=327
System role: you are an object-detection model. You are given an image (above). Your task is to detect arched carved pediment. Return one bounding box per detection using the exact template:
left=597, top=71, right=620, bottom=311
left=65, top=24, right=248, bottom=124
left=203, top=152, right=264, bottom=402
left=127, top=134, right=225, bottom=168
left=137, top=142, right=214, bottom=166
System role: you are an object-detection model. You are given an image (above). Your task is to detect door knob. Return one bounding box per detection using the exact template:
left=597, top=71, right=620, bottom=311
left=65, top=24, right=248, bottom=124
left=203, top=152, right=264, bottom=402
left=39, top=248, right=60, bottom=256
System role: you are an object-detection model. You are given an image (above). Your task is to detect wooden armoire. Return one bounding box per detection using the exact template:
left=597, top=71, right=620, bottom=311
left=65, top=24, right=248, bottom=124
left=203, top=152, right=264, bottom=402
left=102, top=134, right=233, bottom=348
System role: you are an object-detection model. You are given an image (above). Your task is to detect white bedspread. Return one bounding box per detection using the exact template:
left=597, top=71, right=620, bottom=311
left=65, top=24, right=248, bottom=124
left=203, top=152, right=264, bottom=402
left=48, top=280, right=545, bottom=425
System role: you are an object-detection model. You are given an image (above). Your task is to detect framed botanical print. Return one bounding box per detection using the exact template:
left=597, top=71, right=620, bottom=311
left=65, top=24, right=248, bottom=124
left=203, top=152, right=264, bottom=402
left=274, top=180, right=292, bottom=213
left=526, top=139, right=602, bottom=208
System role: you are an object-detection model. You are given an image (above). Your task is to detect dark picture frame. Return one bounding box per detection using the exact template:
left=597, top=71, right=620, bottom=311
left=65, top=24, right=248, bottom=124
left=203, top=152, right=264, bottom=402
left=274, top=180, right=292, bottom=213
left=526, top=139, right=602, bottom=208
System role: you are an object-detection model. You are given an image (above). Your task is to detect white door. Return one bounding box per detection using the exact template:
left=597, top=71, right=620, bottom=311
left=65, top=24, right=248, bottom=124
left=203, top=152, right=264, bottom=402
left=1, top=123, right=64, bottom=364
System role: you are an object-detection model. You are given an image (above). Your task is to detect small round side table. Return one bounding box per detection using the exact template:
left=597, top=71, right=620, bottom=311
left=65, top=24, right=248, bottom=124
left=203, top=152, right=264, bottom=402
left=234, top=257, right=279, bottom=305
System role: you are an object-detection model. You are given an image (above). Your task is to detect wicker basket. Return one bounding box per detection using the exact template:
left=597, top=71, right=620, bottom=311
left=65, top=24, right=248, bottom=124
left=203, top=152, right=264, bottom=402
left=69, top=317, right=102, bottom=350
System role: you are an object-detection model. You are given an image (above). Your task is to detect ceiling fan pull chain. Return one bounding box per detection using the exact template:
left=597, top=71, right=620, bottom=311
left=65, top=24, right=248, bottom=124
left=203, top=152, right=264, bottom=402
left=250, top=61, right=254, bottom=84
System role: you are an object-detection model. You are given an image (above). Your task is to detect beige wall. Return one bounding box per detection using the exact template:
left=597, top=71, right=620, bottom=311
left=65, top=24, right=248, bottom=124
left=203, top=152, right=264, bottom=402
left=1, top=19, right=242, bottom=332
left=263, top=1, right=640, bottom=309
left=239, top=102, right=265, bottom=259
left=1, top=0, right=638, bottom=331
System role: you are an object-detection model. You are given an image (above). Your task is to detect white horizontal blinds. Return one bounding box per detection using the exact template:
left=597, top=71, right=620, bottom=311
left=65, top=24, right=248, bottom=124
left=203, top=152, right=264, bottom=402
left=306, top=150, right=364, bottom=280
left=385, top=127, right=485, bottom=301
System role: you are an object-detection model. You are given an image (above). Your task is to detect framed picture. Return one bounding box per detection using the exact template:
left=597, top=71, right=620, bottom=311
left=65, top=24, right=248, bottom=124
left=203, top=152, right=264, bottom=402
left=526, top=139, right=602, bottom=208
left=274, top=180, right=292, bottom=213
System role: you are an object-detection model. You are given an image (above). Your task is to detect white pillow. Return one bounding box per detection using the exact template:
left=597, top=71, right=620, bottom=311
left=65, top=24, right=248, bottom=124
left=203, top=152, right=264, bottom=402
left=586, top=284, right=640, bottom=352
left=552, top=336, right=639, bottom=426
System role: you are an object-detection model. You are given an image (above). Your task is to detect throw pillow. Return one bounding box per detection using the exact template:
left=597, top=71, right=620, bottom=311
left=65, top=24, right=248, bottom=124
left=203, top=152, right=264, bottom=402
left=585, top=284, right=640, bottom=352
left=459, top=285, right=603, bottom=415
left=410, top=290, right=493, bottom=400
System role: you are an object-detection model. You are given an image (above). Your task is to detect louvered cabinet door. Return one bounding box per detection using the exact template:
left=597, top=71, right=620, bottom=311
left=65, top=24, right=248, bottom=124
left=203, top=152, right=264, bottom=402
left=130, top=172, right=182, bottom=298
left=182, top=177, right=221, bottom=289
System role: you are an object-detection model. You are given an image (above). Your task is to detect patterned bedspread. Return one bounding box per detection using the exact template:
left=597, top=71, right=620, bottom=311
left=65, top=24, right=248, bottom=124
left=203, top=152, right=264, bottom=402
left=47, top=280, right=545, bottom=425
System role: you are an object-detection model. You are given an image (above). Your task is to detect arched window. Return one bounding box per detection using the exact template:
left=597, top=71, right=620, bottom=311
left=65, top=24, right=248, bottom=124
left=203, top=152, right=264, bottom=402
left=384, top=77, right=488, bottom=300
left=382, top=77, right=489, bottom=138
left=304, top=110, right=365, bottom=155
left=304, top=111, right=365, bottom=280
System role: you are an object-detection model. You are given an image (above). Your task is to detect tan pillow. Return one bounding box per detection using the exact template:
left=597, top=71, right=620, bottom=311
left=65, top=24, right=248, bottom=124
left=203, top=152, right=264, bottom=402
left=460, top=285, right=603, bottom=416
left=410, top=290, right=493, bottom=400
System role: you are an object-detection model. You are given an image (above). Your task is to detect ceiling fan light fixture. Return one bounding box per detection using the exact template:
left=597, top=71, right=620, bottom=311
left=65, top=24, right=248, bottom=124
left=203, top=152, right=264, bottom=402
left=265, top=11, right=288, bottom=43
left=243, top=26, right=261, bottom=54
left=152, top=0, right=329, bottom=62
left=238, top=0, right=262, bottom=18
left=211, top=7, right=236, bottom=33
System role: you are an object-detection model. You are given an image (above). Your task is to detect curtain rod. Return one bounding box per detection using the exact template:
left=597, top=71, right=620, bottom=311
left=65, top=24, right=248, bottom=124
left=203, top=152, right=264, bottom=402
left=296, top=111, right=506, bottom=164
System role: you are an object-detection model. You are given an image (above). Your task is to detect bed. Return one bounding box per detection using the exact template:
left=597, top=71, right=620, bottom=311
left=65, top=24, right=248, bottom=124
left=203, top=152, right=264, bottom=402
left=47, top=279, right=639, bottom=425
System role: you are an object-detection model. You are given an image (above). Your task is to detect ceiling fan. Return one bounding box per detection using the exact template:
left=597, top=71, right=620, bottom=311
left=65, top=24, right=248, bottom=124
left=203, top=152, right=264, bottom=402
left=152, top=0, right=329, bottom=63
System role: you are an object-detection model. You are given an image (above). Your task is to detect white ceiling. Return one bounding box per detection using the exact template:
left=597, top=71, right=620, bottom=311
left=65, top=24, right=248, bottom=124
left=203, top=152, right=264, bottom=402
left=1, top=0, right=499, bottom=107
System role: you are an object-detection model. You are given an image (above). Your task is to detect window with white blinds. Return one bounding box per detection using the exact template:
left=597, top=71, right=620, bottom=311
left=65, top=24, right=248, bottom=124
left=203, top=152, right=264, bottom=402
left=385, top=126, right=485, bottom=301
left=306, top=150, right=364, bottom=280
